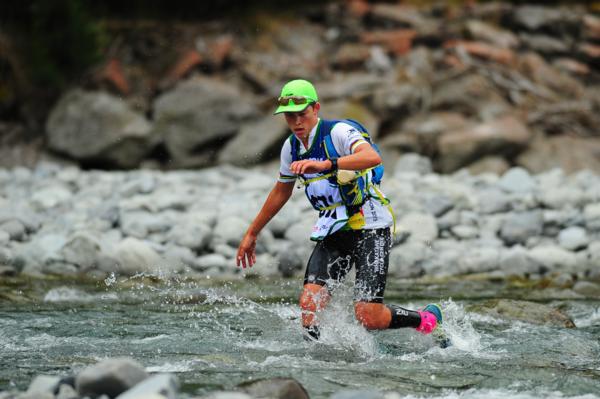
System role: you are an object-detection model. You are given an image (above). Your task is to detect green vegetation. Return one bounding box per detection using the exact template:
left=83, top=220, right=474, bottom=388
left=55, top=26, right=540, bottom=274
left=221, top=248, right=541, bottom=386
left=3, top=0, right=107, bottom=90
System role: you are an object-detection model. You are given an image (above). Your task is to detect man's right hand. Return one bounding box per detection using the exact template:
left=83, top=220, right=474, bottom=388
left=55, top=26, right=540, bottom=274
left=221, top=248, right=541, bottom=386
left=236, top=233, right=257, bottom=268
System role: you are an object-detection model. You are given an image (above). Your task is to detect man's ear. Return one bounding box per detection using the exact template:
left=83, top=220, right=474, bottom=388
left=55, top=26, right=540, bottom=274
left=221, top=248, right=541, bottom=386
left=313, top=102, right=321, bottom=113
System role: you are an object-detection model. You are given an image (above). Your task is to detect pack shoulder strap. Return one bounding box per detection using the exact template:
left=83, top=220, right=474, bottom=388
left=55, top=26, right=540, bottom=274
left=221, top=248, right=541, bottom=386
left=320, top=119, right=340, bottom=160
left=289, top=134, right=299, bottom=162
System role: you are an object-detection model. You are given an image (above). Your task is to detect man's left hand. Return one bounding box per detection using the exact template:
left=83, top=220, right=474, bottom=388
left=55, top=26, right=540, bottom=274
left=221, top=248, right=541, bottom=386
left=290, top=159, right=331, bottom=175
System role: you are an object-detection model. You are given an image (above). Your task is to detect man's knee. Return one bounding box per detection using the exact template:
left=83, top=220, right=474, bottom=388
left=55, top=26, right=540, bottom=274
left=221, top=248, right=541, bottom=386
left=354, top=301, right=391, bottom=330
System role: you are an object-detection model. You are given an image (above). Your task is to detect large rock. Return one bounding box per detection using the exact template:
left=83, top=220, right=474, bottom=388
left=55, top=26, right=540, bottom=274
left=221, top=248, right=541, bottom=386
left=558, top=226, right=589, bottom=250
left=320, top=100, right=380, bottom=139
left=152, top=78, right=257, bottom=167
left=370, top=82, right=423, bottom=120
left=498, top=167, right=536, bottom=194
left=388, top=241, right=427, bottom=278
left=398, top=213, right=438, bottom=243
left=437, top=115, right=531, bottom=173
left=518, top=53, right=584, bottom=99
left=393, top=153, right=433, bottom=176
left=529, top=245, right=577, bottom=272
left=498, top=245, right=541, bottom=276
left=431, top=74, right=510, bottom=119
left=112, top=237, right=166, bottom=276
left=517, top=135, right=600, bottom=175
left=115, top=373, right=178, bottom=399
left=26, top=375, right=61, bottom=397
left=499, top=211, right=543, bottom=245
left=46, top=90, right=154, bottom=168
left=218, top=115, right=288, bottom=166
left=76, top=358, right=149, bottom=398
left=465, top=20, right=519, bottom=49
left=513, top=5, right=578, bottom=32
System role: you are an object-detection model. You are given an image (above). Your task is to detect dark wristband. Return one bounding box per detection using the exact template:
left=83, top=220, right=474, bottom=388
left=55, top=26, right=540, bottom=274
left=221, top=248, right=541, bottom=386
left=330, top=158, right=338, bottom=171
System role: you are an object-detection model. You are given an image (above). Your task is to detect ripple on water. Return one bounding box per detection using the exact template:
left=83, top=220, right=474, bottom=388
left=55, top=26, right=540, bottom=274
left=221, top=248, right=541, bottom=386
left=397, top=389, right=600, bottom=399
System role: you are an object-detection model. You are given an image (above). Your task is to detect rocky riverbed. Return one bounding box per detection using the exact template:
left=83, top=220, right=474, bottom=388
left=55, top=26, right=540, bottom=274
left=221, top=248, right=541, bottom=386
left=1, top=155, right=600, bottom=297
left=3, top=2, right=600, bottom=173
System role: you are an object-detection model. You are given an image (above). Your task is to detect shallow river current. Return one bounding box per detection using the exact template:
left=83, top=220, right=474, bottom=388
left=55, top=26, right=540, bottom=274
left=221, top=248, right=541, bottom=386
left=1, top=275, right=599, bottom=398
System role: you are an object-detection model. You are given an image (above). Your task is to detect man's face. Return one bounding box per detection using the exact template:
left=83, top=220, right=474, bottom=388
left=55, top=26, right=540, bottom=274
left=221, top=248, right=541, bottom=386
left=284, top=102, right=320, bottom=141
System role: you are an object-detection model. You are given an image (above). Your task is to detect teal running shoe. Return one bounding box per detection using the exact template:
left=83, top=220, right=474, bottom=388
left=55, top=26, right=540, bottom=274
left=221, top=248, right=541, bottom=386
left=418, top=303, right=451, bottom=348
left=417, top=304, right=442, bottom=334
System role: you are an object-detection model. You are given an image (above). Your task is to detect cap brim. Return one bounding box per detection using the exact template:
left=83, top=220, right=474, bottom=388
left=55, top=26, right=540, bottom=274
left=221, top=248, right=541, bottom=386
left=273, top=102, right=311, bottom=115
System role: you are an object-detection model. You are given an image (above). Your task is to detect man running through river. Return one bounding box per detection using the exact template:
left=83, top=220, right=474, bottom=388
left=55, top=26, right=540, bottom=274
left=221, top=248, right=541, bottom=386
left=236, top=79, right=443, bottom=341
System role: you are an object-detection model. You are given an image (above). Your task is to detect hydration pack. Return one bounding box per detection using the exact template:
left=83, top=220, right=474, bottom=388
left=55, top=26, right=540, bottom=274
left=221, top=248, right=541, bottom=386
left=290, top=118, right=391, bottom=216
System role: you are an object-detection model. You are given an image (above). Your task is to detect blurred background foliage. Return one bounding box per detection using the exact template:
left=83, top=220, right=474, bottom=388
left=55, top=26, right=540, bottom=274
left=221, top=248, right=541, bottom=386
left=1, top=0, right=591, bottom=94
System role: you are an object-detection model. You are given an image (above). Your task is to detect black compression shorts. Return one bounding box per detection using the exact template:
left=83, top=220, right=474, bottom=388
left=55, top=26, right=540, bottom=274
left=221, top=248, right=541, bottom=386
left=303, top=227, right=391, bottom=303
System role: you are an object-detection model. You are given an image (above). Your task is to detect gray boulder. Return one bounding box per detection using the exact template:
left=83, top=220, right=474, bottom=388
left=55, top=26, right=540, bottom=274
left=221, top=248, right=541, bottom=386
left=584, top=203, right=600, bottom=231
left=218, top=115, right=288, bottom=166
left=388, top=242, right=427, bottom=278
left=26, top=375, right=61, bottom=397
left=399, top=213, right=438, bottom=244
left=112, top=237, right=165, bottom=276
left=76, top=358, right=148, bottom=398
left=558, top=226, right=589, bottom=250
left=498, top=167, right=536, bottom=194
left=529, top=245, right=577, bottom=273
left=152, top=78, right=257, bottom=167
left=499, top=245, right=541, bottom=276
left=436, top=116, right=531, bottom=173
left=46, top=89, right=154, bottom=168
left=458, top=246, right=500, bottom=274
left=0, top=219, right=26, bottom=241
left=59, top=232, right=103, bottom=272
left=115, top=373, right=178, bottom=399
left=393, top=153, right=433, bottom=176
left=499, top=211, right=543, bottom=245
left=476, top=188, right=511, bottom=214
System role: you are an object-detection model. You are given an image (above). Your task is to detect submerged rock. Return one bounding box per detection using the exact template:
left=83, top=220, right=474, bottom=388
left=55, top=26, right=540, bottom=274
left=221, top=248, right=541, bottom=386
left=239, top=377, right=309, bottom=399
left=468, top=299, right=576, bottom=328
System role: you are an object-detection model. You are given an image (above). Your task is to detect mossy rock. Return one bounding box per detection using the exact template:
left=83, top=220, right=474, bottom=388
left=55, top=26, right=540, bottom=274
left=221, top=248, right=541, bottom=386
left=467, top=299, right=575, bottom=328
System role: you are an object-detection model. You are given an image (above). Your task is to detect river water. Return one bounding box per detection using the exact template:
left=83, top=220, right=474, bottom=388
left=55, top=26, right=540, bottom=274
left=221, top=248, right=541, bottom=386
left=1, top=275, right=599, bottom=399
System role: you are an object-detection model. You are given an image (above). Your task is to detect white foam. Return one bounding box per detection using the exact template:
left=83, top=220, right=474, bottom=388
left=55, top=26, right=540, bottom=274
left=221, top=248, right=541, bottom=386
left=43, top=287, right=118, bottom=303
left=436, top=300, right=487, bottom=355
left=131, top=334, right=170, bottom=344
left=145, top=360, right=194, bottom=372
left=315, top=282, right=379, bottom=359
left=573, top=306, right=600, bottom=328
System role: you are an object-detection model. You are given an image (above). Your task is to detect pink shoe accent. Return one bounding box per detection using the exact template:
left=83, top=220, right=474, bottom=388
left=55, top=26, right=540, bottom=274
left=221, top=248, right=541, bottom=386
left=416, top=311, right=438, bottom=334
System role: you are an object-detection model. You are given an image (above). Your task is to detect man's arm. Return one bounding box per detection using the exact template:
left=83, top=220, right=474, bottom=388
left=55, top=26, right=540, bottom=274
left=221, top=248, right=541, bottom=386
left=290, top=143, right=381, bottom=175
left=236, top=181, right=295, bottom=268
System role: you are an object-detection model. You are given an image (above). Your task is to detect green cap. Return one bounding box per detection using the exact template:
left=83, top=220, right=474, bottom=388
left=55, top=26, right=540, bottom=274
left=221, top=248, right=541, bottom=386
left=273, top=79, right=319, bottom=115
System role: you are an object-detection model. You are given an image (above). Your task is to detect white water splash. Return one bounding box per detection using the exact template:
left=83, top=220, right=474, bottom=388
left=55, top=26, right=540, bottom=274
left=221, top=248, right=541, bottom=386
left=312, top=280, right=380, bottom=359
left=438, top=299, right=486, bottom=354
left=573, top=306, right=600, bottom=328
left=146, top=360, right=194, bottom=372
left=43, top=287, right=118, bottom=303
left=104, top=272, right=116, bottom=286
